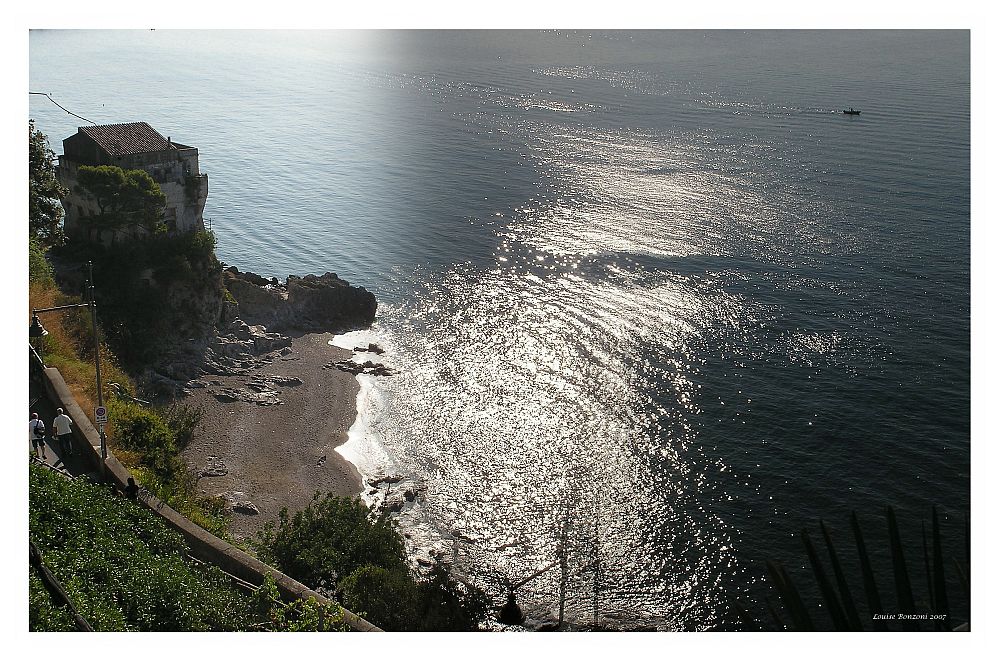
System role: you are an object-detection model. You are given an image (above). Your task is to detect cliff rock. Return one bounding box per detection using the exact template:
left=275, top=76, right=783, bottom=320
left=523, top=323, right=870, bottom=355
left=223, top=267, right=377, bottom=332
left=141, top=265, right=378, bottom=397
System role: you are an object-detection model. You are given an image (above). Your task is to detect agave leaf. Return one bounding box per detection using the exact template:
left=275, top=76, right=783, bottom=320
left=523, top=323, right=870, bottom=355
left=766, top=559, right=814, bottom=631
left=921, top=520, right=935, bottom=612
left=820, top=520, right=864, bottom=630
left=851, top=511, right=887, bottom=631
left=964, top=513, right=970, bottom=573
left=779, top=562, right=817, bottom=632
left=931, top=507, right=949, bottom=630
left=802, top=528, right=849, bottom=630
left=886, top=506, right=916, bottom=629
left=953, top=558, right=969, bottom=616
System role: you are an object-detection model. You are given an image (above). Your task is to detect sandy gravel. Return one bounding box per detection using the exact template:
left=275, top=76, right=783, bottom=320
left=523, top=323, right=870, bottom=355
left=180, top=332, right=363, bottom=541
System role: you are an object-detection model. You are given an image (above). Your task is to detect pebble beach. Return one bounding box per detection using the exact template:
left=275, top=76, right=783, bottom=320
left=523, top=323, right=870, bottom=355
left=180, top=332, right=363, bottom=541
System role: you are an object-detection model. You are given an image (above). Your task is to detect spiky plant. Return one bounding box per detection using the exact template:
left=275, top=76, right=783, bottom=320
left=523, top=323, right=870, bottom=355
left=766, top=506, right=968, bottom=631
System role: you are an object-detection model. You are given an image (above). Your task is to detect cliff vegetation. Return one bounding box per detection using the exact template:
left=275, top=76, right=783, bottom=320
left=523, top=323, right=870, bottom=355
left=28, top=122, right=491, bottom=632
left=255, top=492, right=491, bottom=631
left=29, top=461, right=349, bottom=631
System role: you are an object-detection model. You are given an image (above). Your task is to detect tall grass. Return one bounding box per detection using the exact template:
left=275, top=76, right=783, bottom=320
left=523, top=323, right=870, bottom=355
left=29, top=281, right=133, bottom=418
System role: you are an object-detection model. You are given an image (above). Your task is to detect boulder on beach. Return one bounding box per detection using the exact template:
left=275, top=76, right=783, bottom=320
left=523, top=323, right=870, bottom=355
left=233, top=501, right=261, bottom=516
left=200, top=458, right=229, bottom=478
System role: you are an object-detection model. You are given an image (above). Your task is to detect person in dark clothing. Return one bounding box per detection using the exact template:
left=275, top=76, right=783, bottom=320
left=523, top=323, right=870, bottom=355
left=498, top=591, right=525, bottom=626
left=124, top=477, right=139, bottom=500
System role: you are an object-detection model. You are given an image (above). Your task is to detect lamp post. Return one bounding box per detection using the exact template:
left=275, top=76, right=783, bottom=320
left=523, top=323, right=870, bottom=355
left=29, top=261, right=107, bottom=477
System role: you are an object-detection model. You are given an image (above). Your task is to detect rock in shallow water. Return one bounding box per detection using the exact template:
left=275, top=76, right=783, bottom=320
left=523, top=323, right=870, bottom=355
left=367, top=474, right=404, bottom=488
left=381, top=493, right=406, bottom=513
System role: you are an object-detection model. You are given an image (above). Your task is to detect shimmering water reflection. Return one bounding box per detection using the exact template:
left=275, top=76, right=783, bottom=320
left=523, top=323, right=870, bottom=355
left=369, top=258, right=746, bottom=629
left=31, top=29, right=969, bottom=630
left=361, top=138, right=777, bottom=626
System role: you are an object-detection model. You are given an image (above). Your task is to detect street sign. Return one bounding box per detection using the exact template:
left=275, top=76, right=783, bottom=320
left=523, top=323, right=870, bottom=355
left=95, top=406, right=108, bottom=424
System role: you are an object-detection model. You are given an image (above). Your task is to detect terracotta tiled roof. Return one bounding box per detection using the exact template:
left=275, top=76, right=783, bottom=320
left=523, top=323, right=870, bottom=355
left=79, top=122, right=172, bottom=157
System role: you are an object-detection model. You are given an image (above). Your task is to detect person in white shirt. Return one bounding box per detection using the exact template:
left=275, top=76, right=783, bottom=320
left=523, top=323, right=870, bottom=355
left=29, top=412, right=46, bottom=460
left=52, top=408, right=74, bottom=457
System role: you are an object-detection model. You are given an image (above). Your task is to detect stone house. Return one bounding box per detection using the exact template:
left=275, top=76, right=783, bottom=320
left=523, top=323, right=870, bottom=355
left=57, top=122, right=208, bottom=244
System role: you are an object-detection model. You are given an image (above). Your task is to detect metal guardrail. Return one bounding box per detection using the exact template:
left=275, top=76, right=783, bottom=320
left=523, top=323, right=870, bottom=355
left=29, top=343, right=44, bottom=368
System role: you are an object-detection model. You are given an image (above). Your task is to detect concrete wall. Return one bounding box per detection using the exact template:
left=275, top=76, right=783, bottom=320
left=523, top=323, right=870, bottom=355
left=37, top=363, right=380, bottom=632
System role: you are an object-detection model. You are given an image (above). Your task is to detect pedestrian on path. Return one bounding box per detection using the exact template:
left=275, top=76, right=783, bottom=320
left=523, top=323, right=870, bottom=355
left=29, top=412, right=46, bottom=460
left=124, top=477, right=139, bottom=500
left=52, top=408, right=74, bottom=457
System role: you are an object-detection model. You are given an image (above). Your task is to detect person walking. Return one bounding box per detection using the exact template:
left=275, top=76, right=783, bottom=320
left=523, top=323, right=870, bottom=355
left=52, top=408, right=74, bottom=457
left=29, top=412, right=46, bottom=460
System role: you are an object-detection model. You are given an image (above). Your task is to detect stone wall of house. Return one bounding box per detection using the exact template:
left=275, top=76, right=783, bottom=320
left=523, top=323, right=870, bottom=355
left=58, top=145, right=208, bottom=242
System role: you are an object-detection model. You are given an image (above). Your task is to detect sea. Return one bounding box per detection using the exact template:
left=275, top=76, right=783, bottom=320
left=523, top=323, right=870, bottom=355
left=29, top=29, right=970, bottom=630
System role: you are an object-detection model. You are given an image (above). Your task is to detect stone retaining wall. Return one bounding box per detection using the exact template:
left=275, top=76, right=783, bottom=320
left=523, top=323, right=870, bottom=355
left=38, top=364, right=380, bottom=632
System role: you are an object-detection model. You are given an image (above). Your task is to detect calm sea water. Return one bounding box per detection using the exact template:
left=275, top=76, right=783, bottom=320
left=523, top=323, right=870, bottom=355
left=30, top=30, right=970, bottom=630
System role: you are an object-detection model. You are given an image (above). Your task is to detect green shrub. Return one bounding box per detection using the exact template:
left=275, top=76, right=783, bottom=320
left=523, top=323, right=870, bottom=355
left=28, top=237, right=54, bottom=285
left=256, top=492, right=492, bottom=631
left=338, top=564, right=418, bottom=631
left=155, top=252, right=194, bottom=282
left=108, top=399, right=177, bottom=479
left=162, top=402, right=203, bottom=450
left=28, top=570, right=75, bottom=631
left=186, top=229, right=217, bottom=262
left=256, top=492, right=409, bottom=590
left=415, top=562, right=493, bottom=631
left=28, top=461, right=255, bottom=631
left=252, top=574, right=350, bottom=632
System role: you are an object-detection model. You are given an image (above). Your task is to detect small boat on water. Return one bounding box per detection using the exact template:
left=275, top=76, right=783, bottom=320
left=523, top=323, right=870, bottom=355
left=843, top=107, right=861, bottom=115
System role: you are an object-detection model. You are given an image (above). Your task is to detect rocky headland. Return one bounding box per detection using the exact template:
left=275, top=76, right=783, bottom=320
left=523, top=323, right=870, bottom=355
left=146, top=266, right=378, bottom=395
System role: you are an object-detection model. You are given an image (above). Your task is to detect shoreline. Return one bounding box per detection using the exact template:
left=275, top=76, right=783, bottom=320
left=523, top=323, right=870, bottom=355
left=326, top=330, right=399, bottom=507
left=179, top=332, right=363, bottom=541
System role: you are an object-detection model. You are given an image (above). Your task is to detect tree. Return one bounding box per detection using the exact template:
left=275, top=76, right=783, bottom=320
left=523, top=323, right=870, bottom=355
left=75, top=165, right=167, bottom=234
left=337, top=564, right=419, bottom=631
left=255, top=492, right=409, bottom=591
left=255, top=492, right=493, bottom=631
left=29, top=236, right=54, bottom=284
left=29, top=120, right=66, bottom=247
left=414, top=561, right=493, bottom=631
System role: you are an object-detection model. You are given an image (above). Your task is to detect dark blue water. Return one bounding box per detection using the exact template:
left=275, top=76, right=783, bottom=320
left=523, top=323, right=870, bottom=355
left=30, top=30, right=969, bottom=630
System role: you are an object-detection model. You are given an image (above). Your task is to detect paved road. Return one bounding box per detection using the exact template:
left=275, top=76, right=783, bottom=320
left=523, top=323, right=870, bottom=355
left=29, top=388, right=99, bottom=480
